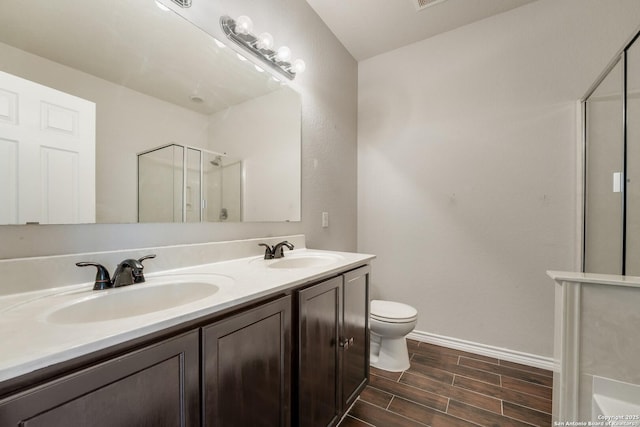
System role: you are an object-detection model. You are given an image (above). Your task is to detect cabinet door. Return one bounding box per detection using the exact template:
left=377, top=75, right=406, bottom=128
left=0, top=330, right=200, bottom=427
left=297, top=276, right=342, bottom=427
left=202, top=295, right=291, bottom=427
left=341, top=265, right=370, bottom=411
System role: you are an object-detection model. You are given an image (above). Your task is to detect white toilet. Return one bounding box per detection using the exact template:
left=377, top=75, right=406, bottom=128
left=369, top=300, right=418, bottom=372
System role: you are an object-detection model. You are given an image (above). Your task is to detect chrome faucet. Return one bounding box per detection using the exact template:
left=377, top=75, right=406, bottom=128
left=76, top=254, right=156, bottom=290
left=272, top=241, right=294, bottom=259
left=111, top=258, right=145, bottom=288
left=259, top=243, right=275, bottom=259
left=258, top=241, right=294, bottom=259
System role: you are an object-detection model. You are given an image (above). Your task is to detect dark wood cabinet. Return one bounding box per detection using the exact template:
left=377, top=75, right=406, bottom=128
left=297, top=265, right=370, bottom=427
left=0, top=330, right=200, bottom=427
left=298, top=276, right=343, bottom=427
left=341, top=266, right=370, bottom=410
left=202, top=295, right=291, bottom=427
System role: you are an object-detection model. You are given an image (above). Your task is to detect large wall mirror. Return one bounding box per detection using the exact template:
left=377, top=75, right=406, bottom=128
left=0, top=0, right=301, bottom=225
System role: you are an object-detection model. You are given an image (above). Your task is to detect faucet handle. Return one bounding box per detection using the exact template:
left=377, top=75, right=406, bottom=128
left=273, top=241, right=294, bottom=258
left=138, top=254, right=156, bottom=263
left=258, top=243, right=274, bottom=260
left=134, top=254, right=155, bottom=283
left=76, top=262, right=112, bottom=290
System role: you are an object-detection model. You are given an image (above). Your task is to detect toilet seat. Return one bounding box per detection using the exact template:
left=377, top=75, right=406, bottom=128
left=370, top=300, right=417, bottom=323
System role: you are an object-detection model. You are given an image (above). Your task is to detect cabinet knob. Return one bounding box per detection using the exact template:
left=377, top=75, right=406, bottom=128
left=339, top=337, right=354, bottom=349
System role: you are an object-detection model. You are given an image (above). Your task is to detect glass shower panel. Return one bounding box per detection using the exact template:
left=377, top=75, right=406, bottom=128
left=221, top=160, right=242, bottom=221
left=584, top=60, right=624, bottom=274
left=137, top=144, right=240, bottom=223
left=202, top=152, right=221, bottom=222
left=202, top=153, right=242, bottom=222
left=626, top=41, right=640, bottom=275
left=138, top=144, right=184, bottom=223
left=185, top=148, right=201, bottom=223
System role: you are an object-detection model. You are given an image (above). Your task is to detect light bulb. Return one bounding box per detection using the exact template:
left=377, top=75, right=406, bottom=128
left=275, top=46, right=291, bottom=62
left=254, top=65, right=264, bottom=73
left=235, top=15, right=253, bottom=35
left=256, top=32, right=274, bottom=50
left=291, top=59, right=306, bottom=74
left=236, top=53, right=247, bottom=61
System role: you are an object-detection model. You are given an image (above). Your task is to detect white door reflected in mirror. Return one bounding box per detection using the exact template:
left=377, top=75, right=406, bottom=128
left=0, top=71, right=95, bottom=225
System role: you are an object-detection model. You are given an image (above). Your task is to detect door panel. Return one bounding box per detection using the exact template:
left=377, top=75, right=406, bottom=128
left=0, top=137, right=18, bottom=223
left=0, top=331, right=200, bottom=427
left=342, top=266, right=370, bottom=411
left=40, top=147, right=79, bottom=223
left=202, top=296, right=291, bottom=427
left=0, top=70, right=95, bottom=224
left=298, top=276, right=342, bottom=427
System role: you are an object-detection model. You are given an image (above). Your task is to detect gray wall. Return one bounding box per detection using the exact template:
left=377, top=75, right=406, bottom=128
left=0, top=0, right=358, bottom=259
left=357, top=0, right=640, bottom=358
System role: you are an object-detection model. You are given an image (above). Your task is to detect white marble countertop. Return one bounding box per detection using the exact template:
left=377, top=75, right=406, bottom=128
left=0, top=248, right=374, bottom=383
left=547, top=270, right=640, bottom=288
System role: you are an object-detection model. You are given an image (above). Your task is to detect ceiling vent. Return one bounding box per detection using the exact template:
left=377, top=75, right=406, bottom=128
left=411, top=0, right=448, bottom=11
left=171, top=0, right=191, bottom=8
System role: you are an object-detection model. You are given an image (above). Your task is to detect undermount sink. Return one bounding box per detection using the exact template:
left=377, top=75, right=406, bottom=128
left=46, top=275, right=229, bottom=324
left=266, top=254, right=343, bottom=269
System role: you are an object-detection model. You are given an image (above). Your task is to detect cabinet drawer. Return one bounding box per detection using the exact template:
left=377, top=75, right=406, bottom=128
left=0, top=330, right=200, bottom=427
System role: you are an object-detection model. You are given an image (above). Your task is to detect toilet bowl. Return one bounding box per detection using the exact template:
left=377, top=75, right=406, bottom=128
left=369, top=300, right=418, bottom=372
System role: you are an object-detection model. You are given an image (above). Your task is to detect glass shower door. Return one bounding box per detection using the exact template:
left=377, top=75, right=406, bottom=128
left=202, top=152, right=242, bottom=222
left=138, top=144, right=184, bottom=223
left=584, top=60, right=624, bottom=274
left=625, top=39, right=640, bottom=275
left=138, top=144, right=241, bottom=223
left=584, top=31, right=640, bottom=275
left=185, top=148, right=202, bottom=223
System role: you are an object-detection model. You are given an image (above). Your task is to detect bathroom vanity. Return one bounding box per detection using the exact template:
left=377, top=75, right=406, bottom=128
left=0, top=236, right=373, bottom=426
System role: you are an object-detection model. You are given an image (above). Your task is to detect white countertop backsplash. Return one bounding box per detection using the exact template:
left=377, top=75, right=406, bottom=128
left=0, top=235, right=310, bottom=296
left=0, top=235, right=374, bottom=383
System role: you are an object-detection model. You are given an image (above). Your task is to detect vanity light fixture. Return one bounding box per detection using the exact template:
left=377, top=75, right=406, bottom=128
left=220, top=15, right=306, bottom=80
left=171, top=0, right=191, bottom=7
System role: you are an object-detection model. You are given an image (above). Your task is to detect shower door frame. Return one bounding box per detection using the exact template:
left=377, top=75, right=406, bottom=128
left=137, top=143, right=236, bottom=223
left=581, top=28, right=640, bottom=274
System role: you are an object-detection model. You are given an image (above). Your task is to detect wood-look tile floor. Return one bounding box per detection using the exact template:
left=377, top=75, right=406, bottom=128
left=339, top=340, right=552, bottom=427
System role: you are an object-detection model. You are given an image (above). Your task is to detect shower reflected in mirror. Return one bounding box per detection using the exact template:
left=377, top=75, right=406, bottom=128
left=137, top=144, right=242, bottom=223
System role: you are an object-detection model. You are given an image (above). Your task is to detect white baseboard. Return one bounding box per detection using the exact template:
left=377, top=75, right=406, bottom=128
left=407, top=330, right=554, bottom=371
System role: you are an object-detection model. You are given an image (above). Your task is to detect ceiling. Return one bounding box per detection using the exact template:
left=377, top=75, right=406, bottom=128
left=304, top=0, right=539, bottom=61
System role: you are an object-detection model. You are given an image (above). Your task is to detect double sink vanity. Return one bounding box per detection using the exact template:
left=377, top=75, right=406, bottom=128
left=0, top=235, right=374, bottom=426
